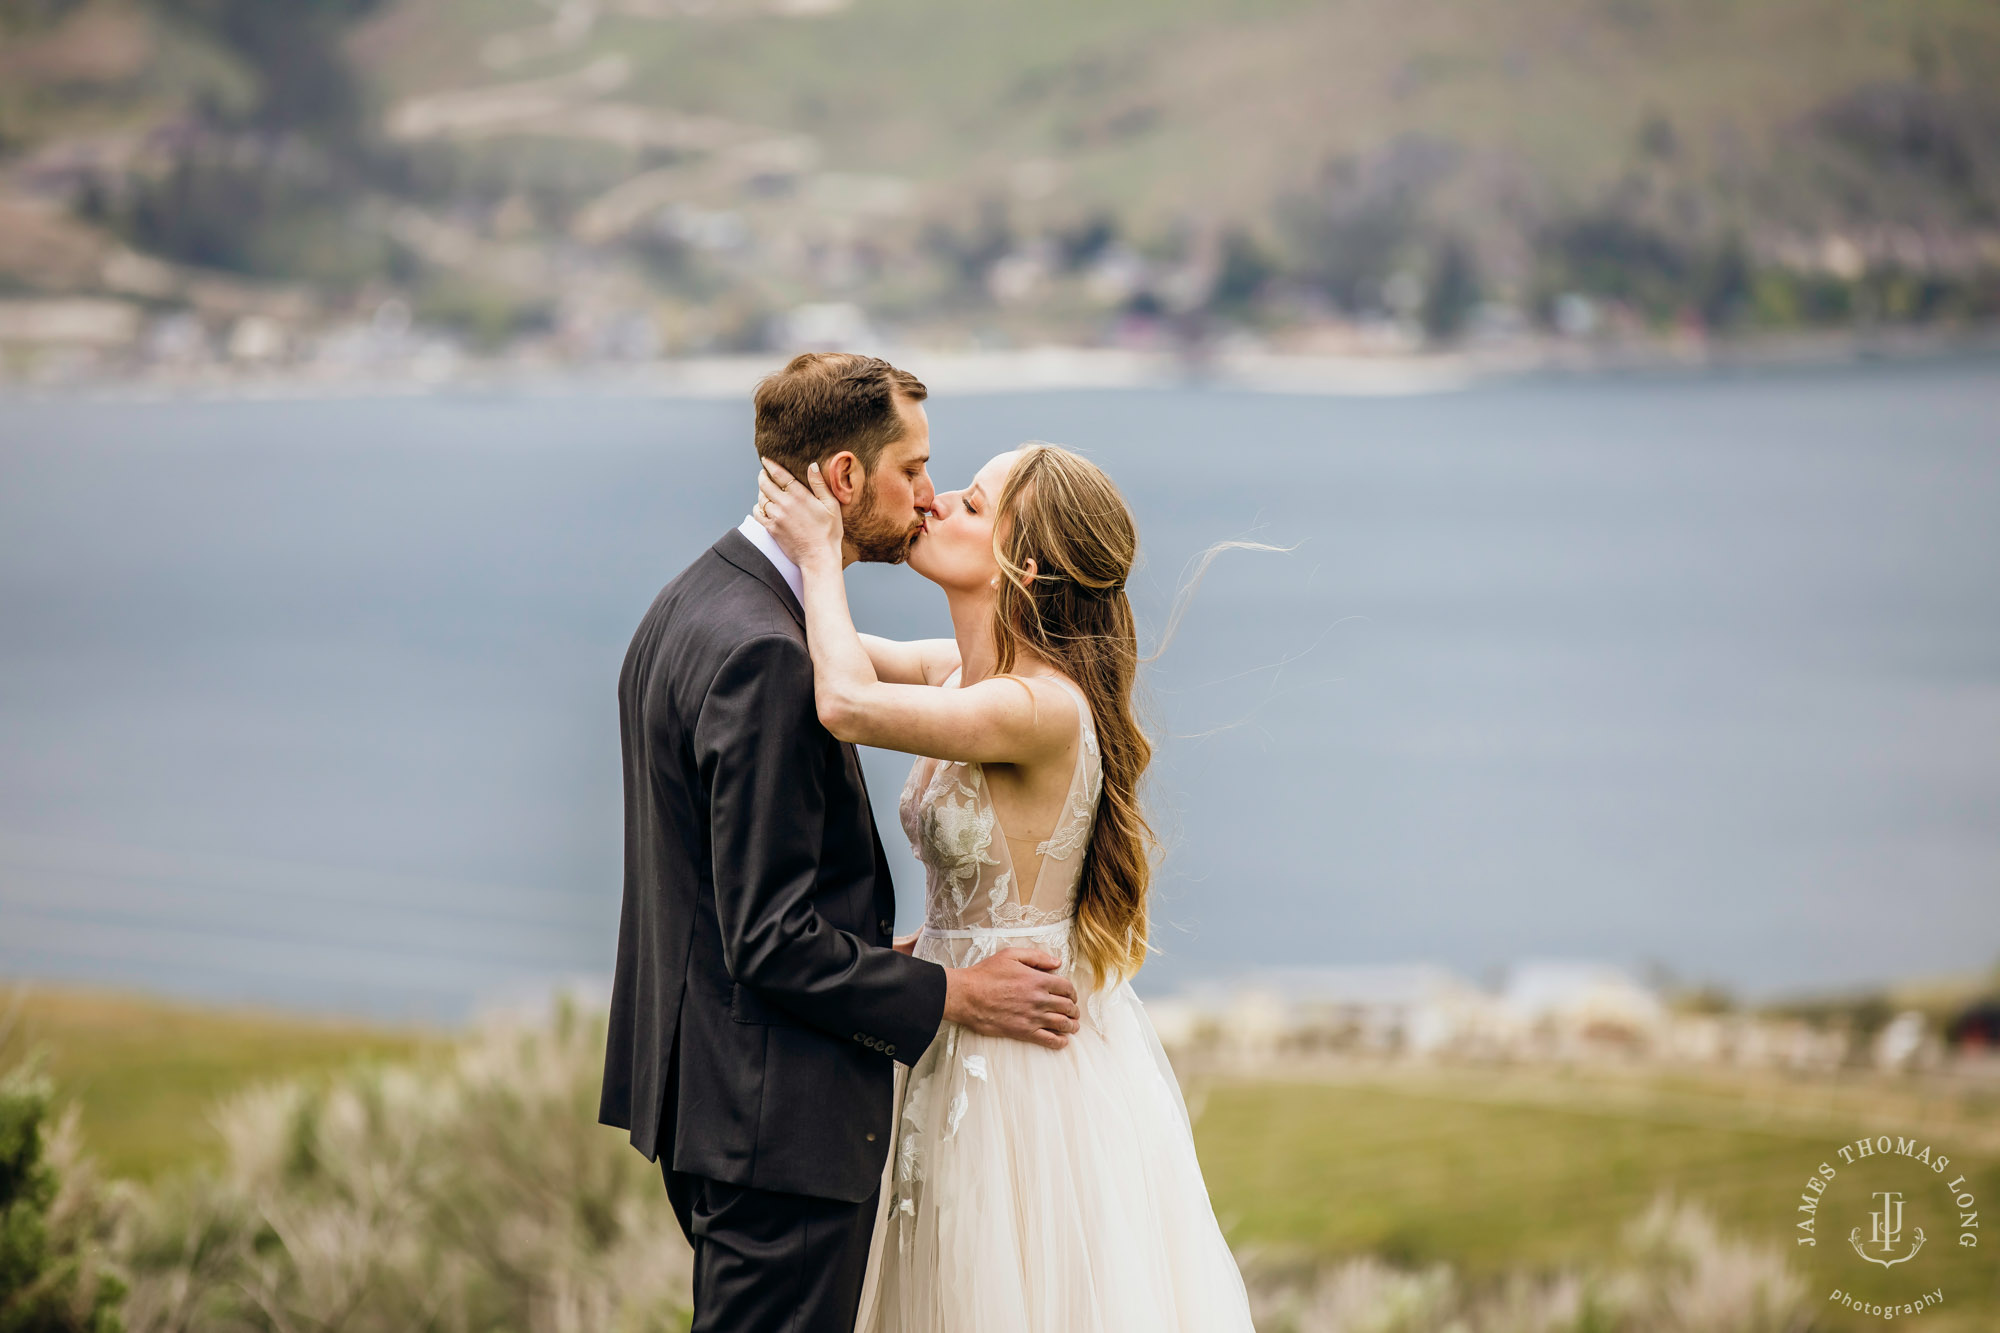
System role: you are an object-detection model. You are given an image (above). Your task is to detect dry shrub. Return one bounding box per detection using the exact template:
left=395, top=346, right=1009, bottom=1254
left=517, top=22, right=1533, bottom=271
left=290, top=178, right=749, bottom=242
left=0, top=1067, right=127, bottom=1333
left=118, top=998, right=691, bottom=1333
left=26, top=997, right=1808, bottom=1333
left=1244, top=1197, right=1808, bottom=1333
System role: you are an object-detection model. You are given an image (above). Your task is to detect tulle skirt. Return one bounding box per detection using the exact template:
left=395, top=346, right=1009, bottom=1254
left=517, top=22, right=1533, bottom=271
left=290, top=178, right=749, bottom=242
left=855, top=926, right=1256, bottom=1333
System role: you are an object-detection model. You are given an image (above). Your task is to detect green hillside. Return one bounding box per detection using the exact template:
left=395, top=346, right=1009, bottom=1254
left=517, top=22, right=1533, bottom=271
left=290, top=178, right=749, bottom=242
left=360, top=0, right=2000, bottom=224
left=2, top=0, right=1997, bottom=361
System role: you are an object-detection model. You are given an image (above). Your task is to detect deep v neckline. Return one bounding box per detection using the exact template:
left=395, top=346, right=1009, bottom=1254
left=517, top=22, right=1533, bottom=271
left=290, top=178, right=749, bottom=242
left=943, top=667, right=1089, bottom=884
left=903, top=667, right=1101, bottom=931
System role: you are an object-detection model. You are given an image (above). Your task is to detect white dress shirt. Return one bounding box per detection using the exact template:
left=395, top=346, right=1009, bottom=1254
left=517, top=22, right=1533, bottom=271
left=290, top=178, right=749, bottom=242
left=737, top=513, right=805, bottom=608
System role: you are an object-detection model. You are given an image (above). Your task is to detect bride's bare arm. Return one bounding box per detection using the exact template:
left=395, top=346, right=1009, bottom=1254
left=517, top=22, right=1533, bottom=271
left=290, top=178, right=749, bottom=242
left=859, top=634, right=961, bottom=687
left=808, top=575, right=1068, bottom=764
left=756, top=463, right=1068, bottom=765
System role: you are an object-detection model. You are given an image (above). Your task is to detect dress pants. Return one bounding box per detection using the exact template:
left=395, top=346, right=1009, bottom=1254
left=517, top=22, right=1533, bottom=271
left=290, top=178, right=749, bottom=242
left=657, top=1023, right=880, bottom=1333
left=664, top=1166, right=880, bottom=1333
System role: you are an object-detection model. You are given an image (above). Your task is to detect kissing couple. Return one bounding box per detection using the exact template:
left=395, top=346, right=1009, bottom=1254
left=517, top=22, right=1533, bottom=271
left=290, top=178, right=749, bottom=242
left=600, top=352, right=1255, bottom=1332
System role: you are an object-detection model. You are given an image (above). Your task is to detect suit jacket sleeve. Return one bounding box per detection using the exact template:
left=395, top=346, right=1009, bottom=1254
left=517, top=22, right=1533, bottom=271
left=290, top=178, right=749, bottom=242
left=694, top=632, right=946, bottom=1063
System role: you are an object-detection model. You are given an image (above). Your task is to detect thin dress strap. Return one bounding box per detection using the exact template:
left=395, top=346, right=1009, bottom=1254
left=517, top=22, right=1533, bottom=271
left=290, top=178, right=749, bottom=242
left=1028, top=676, right=1101, bottom=906
left=1046, top=676, right=1096, bottom=794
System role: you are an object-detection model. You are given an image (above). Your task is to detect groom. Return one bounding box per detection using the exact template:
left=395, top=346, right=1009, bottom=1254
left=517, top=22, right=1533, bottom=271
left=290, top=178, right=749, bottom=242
left=600, top=352, right=1081, bottom=1333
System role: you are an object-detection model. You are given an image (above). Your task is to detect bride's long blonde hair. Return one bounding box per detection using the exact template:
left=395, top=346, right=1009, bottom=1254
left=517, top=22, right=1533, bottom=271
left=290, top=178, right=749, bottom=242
left=988, top=444, right=1153, bottom=989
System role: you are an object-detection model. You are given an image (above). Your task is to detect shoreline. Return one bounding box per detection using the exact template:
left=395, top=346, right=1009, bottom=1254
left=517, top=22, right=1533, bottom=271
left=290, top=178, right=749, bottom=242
left=4, top=326, right=1997, bottom=404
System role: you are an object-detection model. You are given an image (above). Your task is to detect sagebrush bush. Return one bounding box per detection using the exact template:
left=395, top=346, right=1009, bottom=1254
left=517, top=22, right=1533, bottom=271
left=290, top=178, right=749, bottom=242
left=14, top=997, right=1814, bottom=1333
left=117, top=999, right=692, bottom=1333
left=1241, top=1195, right=1809, bottom=1333
left=0, top=1065, right=125, bottom=1333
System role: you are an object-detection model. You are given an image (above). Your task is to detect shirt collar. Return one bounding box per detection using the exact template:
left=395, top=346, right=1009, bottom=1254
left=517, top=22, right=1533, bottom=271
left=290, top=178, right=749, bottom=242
left=736, top=514, right=805, bottom=609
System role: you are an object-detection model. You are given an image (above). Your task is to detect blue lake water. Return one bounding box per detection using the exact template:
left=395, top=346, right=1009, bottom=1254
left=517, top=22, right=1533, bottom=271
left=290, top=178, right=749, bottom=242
left=2, top=358, right=1997, bottom=1020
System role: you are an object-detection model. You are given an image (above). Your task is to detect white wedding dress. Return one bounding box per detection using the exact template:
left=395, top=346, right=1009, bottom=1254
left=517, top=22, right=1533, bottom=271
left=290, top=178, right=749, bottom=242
left=856, top=673, right=1256, bottom=1333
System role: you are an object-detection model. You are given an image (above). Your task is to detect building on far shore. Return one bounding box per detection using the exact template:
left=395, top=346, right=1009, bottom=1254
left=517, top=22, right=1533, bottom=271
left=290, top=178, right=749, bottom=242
left=1499, top=959, right=1667, bottom=1059
left=1144, top=960, right=1892, bottom=1073
left=1146, top=965, right=1490, bottom=1060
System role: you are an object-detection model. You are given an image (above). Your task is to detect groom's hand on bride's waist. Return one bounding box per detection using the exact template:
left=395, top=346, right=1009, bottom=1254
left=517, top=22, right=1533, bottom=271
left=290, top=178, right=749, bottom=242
left=942, top=948, right=1080, bottom=1050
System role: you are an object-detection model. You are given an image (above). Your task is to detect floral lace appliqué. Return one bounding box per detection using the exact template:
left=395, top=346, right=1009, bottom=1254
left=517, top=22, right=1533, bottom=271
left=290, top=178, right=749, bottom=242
left=919, top=766, right=999, bottom=916
left=983, top=870, right=1014, bottom=921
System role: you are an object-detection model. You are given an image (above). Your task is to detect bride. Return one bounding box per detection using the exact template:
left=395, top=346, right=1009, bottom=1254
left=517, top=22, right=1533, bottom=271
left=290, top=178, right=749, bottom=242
left=753, top=442, right=1256, bottom=1332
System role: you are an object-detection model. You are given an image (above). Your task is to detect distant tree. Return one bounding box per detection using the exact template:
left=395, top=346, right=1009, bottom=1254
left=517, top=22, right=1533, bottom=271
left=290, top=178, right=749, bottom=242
left=1675, top=986, right=1737, bottom=1016
left=1846, top=993, right=1895, bottom=1041
left=1209, top=228, right=1275, bottom=316
left=1421, top=237, right=1480, bottom=342
left=1056, top=214, right=1118, bottom=271
left=1536, top=212, right=1687, bottom=324
left=1637, top=111, right=1678, bottom=161
left=1697, top=235, right=1754, bottom=331
left=1283, top=138, right=1459, bottom=314
left=95, top=0, right=406, bottom=282
left=152, top=0, right=386, bottom=141
left=922, top=197, right=1014, bottom=301
left=1810, top=81, right=1978, bottom=194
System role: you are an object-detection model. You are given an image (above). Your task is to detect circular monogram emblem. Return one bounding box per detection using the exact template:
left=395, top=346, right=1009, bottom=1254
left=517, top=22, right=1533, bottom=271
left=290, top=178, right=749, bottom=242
left=1794, top=1133, right=1980, bottom=1320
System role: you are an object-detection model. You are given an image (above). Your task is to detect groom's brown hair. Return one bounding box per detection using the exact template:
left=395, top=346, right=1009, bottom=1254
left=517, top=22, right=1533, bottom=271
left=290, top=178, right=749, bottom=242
left=753, top=352, right=928, bottom=477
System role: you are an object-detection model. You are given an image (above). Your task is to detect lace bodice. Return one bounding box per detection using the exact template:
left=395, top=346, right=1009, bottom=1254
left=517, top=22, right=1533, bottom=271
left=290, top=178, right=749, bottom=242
left=897, top=671, right=1102, bottom=946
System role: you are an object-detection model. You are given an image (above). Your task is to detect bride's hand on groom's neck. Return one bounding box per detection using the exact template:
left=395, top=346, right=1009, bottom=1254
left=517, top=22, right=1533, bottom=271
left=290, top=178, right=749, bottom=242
left=756, top=458, right=844, bottom=572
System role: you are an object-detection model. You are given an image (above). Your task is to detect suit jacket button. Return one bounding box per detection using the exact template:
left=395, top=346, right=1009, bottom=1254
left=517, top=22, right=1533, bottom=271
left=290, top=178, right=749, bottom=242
left=885, top=1045, right=896, bottom=1056
left=853, top=1033, right=865, bottom=1042
left=879, top=918, right=893, bottom=935
left=865, top=1132, right=877, bottom=1142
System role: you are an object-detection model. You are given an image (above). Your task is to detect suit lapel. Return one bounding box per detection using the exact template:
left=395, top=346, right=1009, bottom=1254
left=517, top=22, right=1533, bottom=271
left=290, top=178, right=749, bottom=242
left=717, top=529, right=871, bottom=787
left=716, top=531, right=899, bottom=916
left=715, top=528, right=806, bottom=630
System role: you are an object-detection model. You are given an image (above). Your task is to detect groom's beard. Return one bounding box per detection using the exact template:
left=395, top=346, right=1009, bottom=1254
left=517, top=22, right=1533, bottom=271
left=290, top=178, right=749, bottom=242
left=845, top=476, right=920, bottom=565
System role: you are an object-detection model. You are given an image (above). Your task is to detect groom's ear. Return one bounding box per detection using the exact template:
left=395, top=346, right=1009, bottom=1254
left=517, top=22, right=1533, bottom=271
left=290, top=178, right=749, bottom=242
left=820, top=450, right=863, bottom=507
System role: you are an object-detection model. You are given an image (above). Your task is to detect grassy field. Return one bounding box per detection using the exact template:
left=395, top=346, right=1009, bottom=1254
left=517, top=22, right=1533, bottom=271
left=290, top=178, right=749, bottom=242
left=9, top=983, right=1997, bottom=1329
left=1187, top=1060, right=2000, bottom=1331
left=0, top=983, right=437, bottom=1180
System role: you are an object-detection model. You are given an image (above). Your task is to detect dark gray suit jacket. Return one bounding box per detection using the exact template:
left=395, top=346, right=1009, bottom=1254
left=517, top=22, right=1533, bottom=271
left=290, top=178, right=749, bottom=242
left=599, top=529, right=947, bottom=1202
